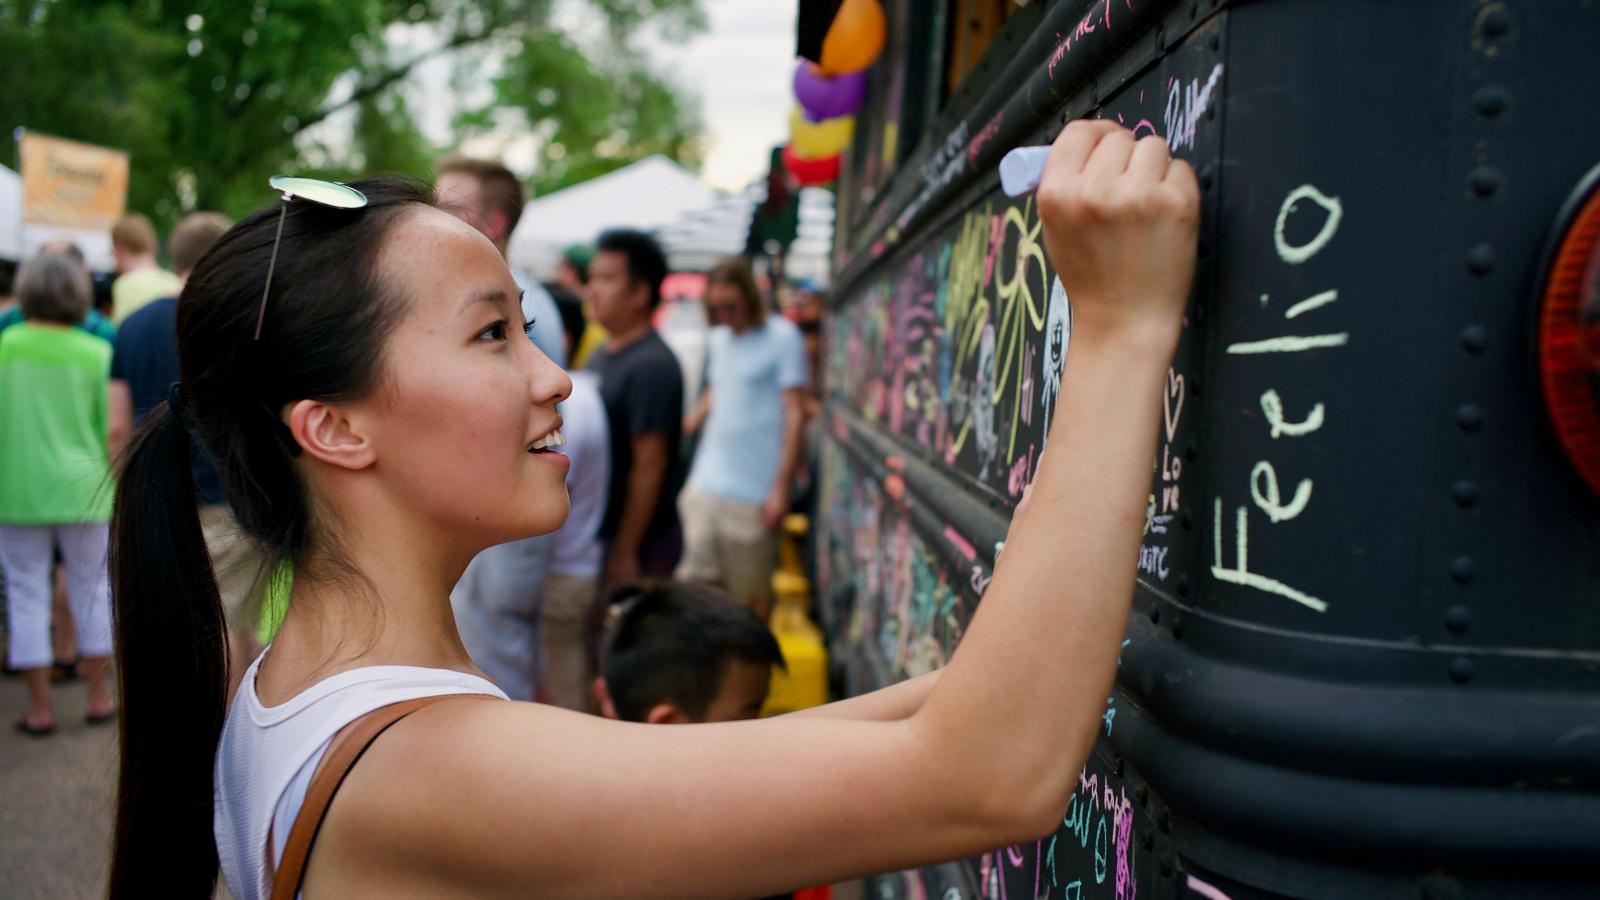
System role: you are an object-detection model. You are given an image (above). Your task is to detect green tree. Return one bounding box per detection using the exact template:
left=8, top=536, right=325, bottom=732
left=0, top=0, right=704, bottom=227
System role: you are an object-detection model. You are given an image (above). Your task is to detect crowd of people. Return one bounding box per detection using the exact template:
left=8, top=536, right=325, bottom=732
left=0, top=151, right=826, bottom=733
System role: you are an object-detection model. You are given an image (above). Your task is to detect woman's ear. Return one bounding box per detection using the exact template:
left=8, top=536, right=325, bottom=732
left=286, top=399, right=377, bottom=471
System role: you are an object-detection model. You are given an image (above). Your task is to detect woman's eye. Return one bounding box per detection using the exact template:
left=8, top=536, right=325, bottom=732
left=479, top=319, right=509, bottom=341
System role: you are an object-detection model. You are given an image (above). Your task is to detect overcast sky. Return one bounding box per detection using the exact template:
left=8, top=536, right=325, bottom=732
left=386, top=0, right=794, bottom=193
left=643, top=0, right=796, bottom=190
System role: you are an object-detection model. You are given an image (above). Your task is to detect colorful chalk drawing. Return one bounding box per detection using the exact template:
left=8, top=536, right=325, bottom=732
left=818, top=22, right=1224, bottom=899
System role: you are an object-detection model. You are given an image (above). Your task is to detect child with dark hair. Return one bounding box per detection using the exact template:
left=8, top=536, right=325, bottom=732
left=597, top=581, right=785, bottom=724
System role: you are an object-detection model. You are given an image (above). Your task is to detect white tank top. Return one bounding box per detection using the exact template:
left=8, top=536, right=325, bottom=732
left=214, top=650, right=508, bottom=900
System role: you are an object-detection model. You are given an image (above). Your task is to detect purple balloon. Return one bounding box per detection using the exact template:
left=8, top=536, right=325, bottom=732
left=794, top=62, right=866, bottom=120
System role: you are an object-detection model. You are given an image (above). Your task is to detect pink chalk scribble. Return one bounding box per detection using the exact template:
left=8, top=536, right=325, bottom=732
left=1114, top=799, right=1137, bottom=900
left=967, top=112, right=1003, bottom=168
left=944, top=524, right=977, bottom=561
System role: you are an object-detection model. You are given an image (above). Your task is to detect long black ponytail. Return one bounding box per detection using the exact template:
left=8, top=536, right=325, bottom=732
left=107, top=178, right=435, bottom=897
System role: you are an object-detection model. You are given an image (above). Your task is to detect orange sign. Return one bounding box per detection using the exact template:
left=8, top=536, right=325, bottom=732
left=18, top=131, right=129, bottom=231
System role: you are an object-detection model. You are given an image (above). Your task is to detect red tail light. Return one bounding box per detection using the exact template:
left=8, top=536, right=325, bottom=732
left=1538, top=167, right=1600, bottom=496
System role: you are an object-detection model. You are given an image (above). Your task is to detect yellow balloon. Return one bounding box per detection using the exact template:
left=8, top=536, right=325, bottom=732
left=819, top=0, right=886, bottom=76
left=790, top=106, right=855, bottom=160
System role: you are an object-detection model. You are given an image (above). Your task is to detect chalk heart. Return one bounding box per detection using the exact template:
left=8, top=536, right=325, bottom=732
left=1163, top=368, right=1185, bottom=442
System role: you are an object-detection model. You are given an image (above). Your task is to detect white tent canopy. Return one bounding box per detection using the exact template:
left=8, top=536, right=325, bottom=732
left=508, top=155, right=719, bottom=280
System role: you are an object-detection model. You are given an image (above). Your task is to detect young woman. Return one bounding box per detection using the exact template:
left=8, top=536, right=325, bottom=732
left=108, top=120, right=1198, bottom=899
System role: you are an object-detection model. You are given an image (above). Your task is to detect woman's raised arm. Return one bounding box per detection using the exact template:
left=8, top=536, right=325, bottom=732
left=311, top=120, right=1199, bottom=899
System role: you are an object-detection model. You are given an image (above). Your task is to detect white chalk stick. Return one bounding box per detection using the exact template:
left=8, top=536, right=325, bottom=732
left=999, top=146, right=1051, bottom=197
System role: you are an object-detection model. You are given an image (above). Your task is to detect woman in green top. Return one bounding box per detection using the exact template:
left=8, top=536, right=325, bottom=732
left=0, top=250, right=118, bottom=735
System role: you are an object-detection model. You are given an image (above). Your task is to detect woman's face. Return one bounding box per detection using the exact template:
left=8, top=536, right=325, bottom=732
left=357, top=207, right=572, bottom=548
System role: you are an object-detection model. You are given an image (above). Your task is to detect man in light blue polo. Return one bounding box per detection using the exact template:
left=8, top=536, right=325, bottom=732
left=678, top=258, right=807, bottom=619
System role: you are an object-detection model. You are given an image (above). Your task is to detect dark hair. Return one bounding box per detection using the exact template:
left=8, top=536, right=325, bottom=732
left=16, top=249, right=92, bottom=324
left=705, top=256, right=767, bottom=326
left=595, top=229, right=669, bottom=309
left=601, top=582, right=785, bottom=722
left=108, top=177, right=436, bottom=897
left=435, top=154, right=525, bottom=231
left=169, top=212, right=232, bottom=275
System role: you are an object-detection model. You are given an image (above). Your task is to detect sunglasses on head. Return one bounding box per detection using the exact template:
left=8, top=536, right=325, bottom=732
left=254, top=175, right=369, bottom=340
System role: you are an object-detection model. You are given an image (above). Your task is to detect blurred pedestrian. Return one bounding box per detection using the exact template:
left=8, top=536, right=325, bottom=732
left=0, top=241, right=117, bottom=342
left=109, top=213, right=180, bottom=324
left=678, top=258, right=807, bottom=618
left=540, top=309, right=612, bottom=711
left=556, top=243, right=609, bottom=368
left=435, top=154, right=567, bottom=366
left=0, top=250, right=117, bottom=735
left=595, top=581, right=783, bottom=724
left=108, top=212, right=266, bottom=698
left=585, top=229, right=685, bottom=586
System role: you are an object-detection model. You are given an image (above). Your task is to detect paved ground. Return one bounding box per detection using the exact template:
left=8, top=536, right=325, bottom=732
left=0, top=669, right=118, bottom=900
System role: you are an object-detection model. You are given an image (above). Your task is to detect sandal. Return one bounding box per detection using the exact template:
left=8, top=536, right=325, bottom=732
left=14, top=715, right=56, bottom=737
left=51, top=658, right=80, bottom=682
left=86, top=707, right=118, bottom=726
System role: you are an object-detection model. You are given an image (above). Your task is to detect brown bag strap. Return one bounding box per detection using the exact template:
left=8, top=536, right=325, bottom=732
left=269, top=693, right=500, bottom=900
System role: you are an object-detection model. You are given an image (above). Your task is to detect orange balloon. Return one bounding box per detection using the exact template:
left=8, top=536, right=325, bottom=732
left=819, top=0, right=886, bottom=76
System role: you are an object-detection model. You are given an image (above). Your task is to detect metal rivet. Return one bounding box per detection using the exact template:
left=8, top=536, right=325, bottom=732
left=1473, top=85, right=1509, bottom=118
left=1457, top=404, right=1484, bottom=433
left=1208, top=31, right=1221, bottom=52
left=1449, top=656, right=1475, bottom=684
left=1181, top=507, right=1194, bottom=530
left=1466, top=244, right=1495, bottom=274
left=1450, top=556, right=1477, bottom=585
left=1460, top=325, right=1489, bottom=354
left=1176, top=574, right=1190, bottom=597
left=1445, top=605, right=1474, bottom=634
left=1149, top=604, right=1161, bottom=625
left=1481, top=8, right=1511, bottom=37
left=1155, top=25, right=1167, bottom=53
left=1467, top=165, right=1502, bottom=197
left=1452, top=480, right=1479, bottom=508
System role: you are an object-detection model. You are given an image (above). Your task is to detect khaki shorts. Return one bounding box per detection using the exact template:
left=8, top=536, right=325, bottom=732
left=198, top=504, right=266, bottom=638
left=541, top=572, right=603, bottom=712
left=674, top=486, right=776, bottom=616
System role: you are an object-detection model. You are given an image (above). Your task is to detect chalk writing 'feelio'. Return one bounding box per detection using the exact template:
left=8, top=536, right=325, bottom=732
left=1211, top=183, right=1348, bottom=614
